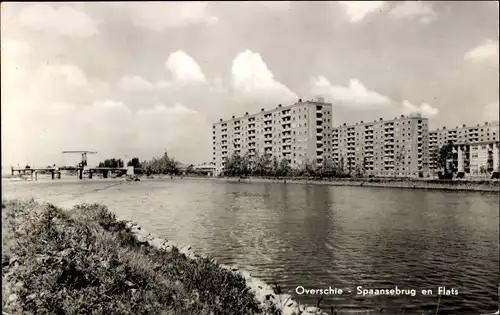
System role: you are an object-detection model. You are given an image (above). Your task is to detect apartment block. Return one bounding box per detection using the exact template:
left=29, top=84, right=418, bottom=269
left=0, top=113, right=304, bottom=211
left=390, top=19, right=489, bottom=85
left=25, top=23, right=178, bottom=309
left=429, top=121, right=500, bottom=176
left=212, top=97, right=333, bottom=175
left=331, top=113, right=429, bottom=177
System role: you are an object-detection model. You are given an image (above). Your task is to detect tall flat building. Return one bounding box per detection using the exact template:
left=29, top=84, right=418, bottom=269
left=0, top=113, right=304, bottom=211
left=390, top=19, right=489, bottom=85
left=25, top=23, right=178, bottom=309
left=331, top=113, right=429, bottom=177
left=212, top=98, right=333, bottom=176
left=429, top=121, right=500, bottom=176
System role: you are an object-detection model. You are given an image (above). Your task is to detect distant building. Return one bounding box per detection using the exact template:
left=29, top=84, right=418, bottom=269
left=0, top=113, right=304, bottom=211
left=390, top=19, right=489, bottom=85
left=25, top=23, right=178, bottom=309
left=194, top=162, right=215, bottom=176
left=212, top=97, right=333, bottom=176
left=177, top=162, right=215, bottom=176
left=429, top=121, right=500, bottom=177
left=331, top=113, right=429, bottom=177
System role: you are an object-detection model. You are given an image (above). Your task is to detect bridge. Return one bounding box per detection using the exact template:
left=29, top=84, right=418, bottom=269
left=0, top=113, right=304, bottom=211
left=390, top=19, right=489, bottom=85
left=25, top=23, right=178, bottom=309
left=11, top=167, right=63, bottom=181
left=10, top=166, right=130, bottom=180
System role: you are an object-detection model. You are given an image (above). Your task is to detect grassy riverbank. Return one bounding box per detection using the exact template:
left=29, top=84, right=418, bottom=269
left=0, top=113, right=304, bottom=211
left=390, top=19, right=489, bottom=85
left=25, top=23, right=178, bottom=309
left=1, top=199, right=283, bottom=315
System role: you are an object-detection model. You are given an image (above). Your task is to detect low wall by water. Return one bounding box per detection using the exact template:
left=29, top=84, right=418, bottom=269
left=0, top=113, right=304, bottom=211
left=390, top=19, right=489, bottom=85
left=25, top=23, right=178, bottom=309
left=124, top=220, right=327, bottom=315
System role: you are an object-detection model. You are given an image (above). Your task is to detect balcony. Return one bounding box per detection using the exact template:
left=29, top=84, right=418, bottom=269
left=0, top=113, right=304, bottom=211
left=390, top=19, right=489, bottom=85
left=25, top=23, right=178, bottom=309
left=282, top=146, right=292, bottom=153
left=282, top=123, right=292, bottom=131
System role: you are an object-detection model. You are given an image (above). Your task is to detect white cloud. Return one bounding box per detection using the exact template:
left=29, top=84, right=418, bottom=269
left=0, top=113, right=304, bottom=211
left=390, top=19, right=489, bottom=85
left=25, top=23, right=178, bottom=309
left=464, top=39, right=499, bottom=64
left=311, top=76, right=391, bottom=106
left=118, top=75, right=156, bottom=91
left=137, top=103, right=197, bottom=117
left=107, top=2, right=218, bottom=32
left=231, top=50, right=297, bottom=104
left=1, top=38, right=33, bottom=59
left=401, top=100, right=439, bottom=117
left=157, top=81, right=173, bottom=89
left=34, top=64, right=88, bottom=88
left=1, top=39, right=33, bottom=91
left=389, top=1, right=436, bottom=24
left=25, top=64, right=89, bottom=104
left=260, top=1, right=291, bottom=11
left=482, top=102, right=499, bottom=122
left=17, top=3, right=99, bottom=38
left=339, top=1, right=386, bottom=23
left=165, top=50, right=207, bottom=83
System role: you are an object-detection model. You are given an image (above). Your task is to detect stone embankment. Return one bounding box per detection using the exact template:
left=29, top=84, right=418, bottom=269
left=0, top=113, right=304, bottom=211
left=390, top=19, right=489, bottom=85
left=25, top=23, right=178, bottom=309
left=124, top=220, right=328, bottom=315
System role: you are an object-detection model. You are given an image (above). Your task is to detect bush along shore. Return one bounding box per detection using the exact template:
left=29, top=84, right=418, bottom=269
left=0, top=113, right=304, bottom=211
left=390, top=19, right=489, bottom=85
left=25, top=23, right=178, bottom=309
left=2, top=199, right=328, bottom=315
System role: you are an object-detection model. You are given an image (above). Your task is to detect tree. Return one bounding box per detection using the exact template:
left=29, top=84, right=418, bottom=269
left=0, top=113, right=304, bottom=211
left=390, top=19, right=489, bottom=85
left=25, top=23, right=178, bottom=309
left=277, top=158, right=292, bottom=177
left=141, top=151, right=180, bottom=175
left=223, top=152, right=250, bottom=177
left=318, top=158, right=336, bottom=178
left=254, top=153, right=272, bottom=176
left=480, top=165, right=489, bottom=174
left=127, top=157, right=141, bottom=168
left=437, top=141, right=454, bottom=177
left=241, top=152, right=251, bottom=176
left=303, top=158, right=316, bottom=177
left=98, top=158, right=124, bottom=168
left=271, top=155, right=280, bottom=177
left=339, top=157, right=345, bottom=176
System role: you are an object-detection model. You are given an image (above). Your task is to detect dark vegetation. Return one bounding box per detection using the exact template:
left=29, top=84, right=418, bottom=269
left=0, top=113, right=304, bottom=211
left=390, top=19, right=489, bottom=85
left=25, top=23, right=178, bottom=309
left=96, top=152, right=181, bottom=176
left=98, top=158, right=124, bottom=168
left=221, top=152, right=351, bottom=179
left=1, top=199, right=281, bottom=315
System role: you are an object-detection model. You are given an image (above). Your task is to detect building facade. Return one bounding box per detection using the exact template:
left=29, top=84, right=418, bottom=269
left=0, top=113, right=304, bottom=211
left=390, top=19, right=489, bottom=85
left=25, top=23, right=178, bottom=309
left=331, top=113, right=429, bottom=177
left=212, top=98, right=333, bottom=176
left=429, top=121, right=500, bottom=177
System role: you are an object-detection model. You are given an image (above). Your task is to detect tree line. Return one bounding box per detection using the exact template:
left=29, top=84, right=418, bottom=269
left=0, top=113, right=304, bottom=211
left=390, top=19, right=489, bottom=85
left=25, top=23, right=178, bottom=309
left=98, top=152, right=181, bottom=176
left=221, top=152, right=354, bottom=178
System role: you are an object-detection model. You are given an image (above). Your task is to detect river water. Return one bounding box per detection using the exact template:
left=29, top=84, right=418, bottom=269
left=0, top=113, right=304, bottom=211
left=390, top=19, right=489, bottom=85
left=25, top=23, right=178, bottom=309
left=2, top=178, right=499, bottom=314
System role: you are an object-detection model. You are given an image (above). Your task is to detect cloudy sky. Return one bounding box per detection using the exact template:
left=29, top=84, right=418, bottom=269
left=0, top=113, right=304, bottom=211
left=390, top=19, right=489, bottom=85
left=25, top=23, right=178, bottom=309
left=2, top=1, right=499, bottom=167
